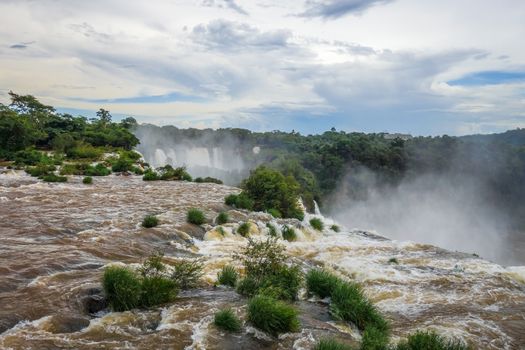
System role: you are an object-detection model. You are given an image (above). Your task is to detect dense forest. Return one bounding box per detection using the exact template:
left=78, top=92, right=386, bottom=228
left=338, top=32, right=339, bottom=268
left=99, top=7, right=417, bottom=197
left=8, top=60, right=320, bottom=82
left=2, top=92, right=525, bottom=229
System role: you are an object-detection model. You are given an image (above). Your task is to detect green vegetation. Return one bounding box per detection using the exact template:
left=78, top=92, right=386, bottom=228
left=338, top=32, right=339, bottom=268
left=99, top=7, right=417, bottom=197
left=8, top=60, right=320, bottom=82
left=236, top=238, right=303, bottom=301
left=85, top=163, right=111, bottom=176
left=266, top=223, right=277, bottom=237
left=171, top=259, right=204, bottom=289
left=361, top=326, right=390, bottom=350
left=310, top=217, right=324, bottom=231
left=195, top=176, right=223, bottom=184
left=331, top=224, right=341, bottom=232
left=247, top=295, right=300, bottom=336
left=237, top=222, right=251, bottom=237
left=281, top=225, right=297, bottom=242
left=83, top=176, right=93, bottom=184
left=42, top=173, right=67, bottom=182
left=267, top=208, right=282, bottom=218
left=140, top=275, right=178, bottom=307
left=216, top=212, right=229, bottom=225
left=306, top=269, right=341, bottom=299
left=217, top=265, right=238, bottom=287
left=142, top=169, right=160, bottom=181
left=158, top=165, right=192, bottom=181
left=25, top=164, right=56, bottom=177
left=388, top=258, right=399, bottom=264
left=224, top=193, right=254, bottom=210
left=214, top=308, right=242, bottom=332
left=142, top=215, right=159, bottom=228
left=102, top=266, right=142, bottom=311
left=239, top=166, right=304, bottom=220
left=314, top=339, right=353, bottom=350
left=216, top=226, right=226, bottom=236
left=187, top=208, right=206, bottom=225
left=393, top=331, right=470, bottom=350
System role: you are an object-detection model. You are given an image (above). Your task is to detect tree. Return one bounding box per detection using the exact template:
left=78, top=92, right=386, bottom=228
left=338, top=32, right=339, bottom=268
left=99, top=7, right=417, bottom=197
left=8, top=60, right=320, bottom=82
left=96, top=108, right=112, bottom=128
left=120, top=116, right=138, bottom=129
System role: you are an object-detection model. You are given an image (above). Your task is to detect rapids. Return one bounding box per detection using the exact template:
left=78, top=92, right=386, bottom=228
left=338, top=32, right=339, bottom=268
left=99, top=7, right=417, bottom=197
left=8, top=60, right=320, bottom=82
left=0, top=170, right=524, bottom=349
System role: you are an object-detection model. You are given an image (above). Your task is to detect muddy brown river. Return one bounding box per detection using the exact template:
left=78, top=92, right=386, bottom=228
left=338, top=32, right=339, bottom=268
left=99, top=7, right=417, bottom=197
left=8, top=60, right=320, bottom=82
left=1, top=171, right=524, bottom=349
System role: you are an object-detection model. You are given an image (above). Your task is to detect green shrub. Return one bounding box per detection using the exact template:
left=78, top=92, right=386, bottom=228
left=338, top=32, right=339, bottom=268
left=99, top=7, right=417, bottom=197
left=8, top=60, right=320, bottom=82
left=241, top=165, right=304, bottom=220
left=330, top=281, right=388, bottom=332
left=310, top=218, right=324, bottom=231
left=281, top=225, right=297, bottom=242
left=140, top=275, right=178, bottom=307
left=14, top=149, right=44, bottom=165
left=331, top=224, right=341, bottom=232
left=83, top=176, right=93, bottom=184
left=266, top=223, right=277, bottom=237
left=85, top=163, right=111, bottom=176
left=237, top=222, right=251, bottom=237
left=103, top=266, right=142, bottom=311
left=216, top=212, right=229, bottom=225
left=60, top=163, right=88, bottom=175
left=240, top=237, right=286, bottom=279
left=247, top=295, right=300, bottom=336
left=225, top=194, right=238, bottom=206
left=143, top=169, right=160, bottom=181
left=158, top=165, right=192, bottom=181
left=25, top=164, right=56, bottom=177
left=388, top=258, right=399, bottom=265
left=361, top=326, right=390, bottom=350
left=171, top=259, right=204, bottom=289
left=42, top=173, right=67, bottom=182
left=306, top=269, right=342, bottom=299
left=195, top=176, right=223, bottom=184
left=217, top=265, right=238, bottom=287
left=66, top=144, right=104, bottom=159
left=267, top=208, right=282, bottom=218
left=187, top=208, right=206, bottom=225
left=214, top=308, right=241, bottom=332
left=236, top=276, right=260, bottom=297
left=393, top=331, right=470, bottom=350
left=314, top=339, right=353, bottom=350
left=142, top=215, right=159, bottom=228
left=139, top=251, right=165, bottom=277
left=258, top=265, right=303, bottom=301
left=111, top=158, right=133, bottom=172
left=131, top=166, right=144, bottom=175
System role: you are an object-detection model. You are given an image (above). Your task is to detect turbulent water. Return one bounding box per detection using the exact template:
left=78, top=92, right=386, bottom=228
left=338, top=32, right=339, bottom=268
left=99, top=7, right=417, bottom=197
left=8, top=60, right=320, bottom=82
left=1, top=170, right=525, bottom=349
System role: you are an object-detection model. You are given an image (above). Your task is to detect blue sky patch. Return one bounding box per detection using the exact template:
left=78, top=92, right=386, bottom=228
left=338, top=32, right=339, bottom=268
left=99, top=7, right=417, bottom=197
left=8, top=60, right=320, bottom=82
left=448, top=71, right=525, bottom=86
left=71, top=91, right=205, bottom=104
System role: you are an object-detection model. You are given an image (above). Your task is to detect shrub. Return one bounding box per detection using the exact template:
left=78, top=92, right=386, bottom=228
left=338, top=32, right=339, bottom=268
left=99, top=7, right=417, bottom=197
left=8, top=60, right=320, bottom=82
left=158, top=165, right=192, bottom=181
left=361, top=326, right=390, bottom=350
left=214, top=308, right=241, bottom=332
left=140, top=275, right=178, bottom=307
left=330, top=281, right=388, bottom=332
left=139, top=251, right=165, bottom=277
left=171, top=259, right=204, bottom=289
left=83, top=176, right=93, bottom=184
left=131, top=166, right=144, bottom=175
left=42, top=173, right=67, bottom=182
left=111, top=158, right=133, bottom=172
left=143, top=169, right=160, bottom=181
left=187, top=208, right=206, bottom=225
left=217, top=265, right=238, bottom=287
left=240, top=237, right=286, bottom=279
left=388, top=258, right=399, bottom=264
left=60, top=163, right=88, bottom=175
left=393, top=331, right=470, bottom=350
left=216, top=212, right=229, bottom=225
left=266, top=223, right=277, bottom=237
left=310, top=218, right=324, bottom=231
left=225, top=194, right=238, bottom=206
left=236, top=276, right=260, bottom=297
left=306, top=269, right=342, bottom=299
left=85, top=163, right=111, bottom=176
left=103, top=266, right=142, bottom=311
left=142, top=215, right=159, bottom=228
left=258, top=265, right=303, bottom=301
left=267, top=208, right=282, bottom=218
left=314, top=339, right=353, bottom=350
left=281, top=225, right=297, bottom=242
left=14, top=149, right=44, bottom=165
left=247, top=295, right=300, bottom=336
left=25, top=164, right=56, bottom=177
left=195, top=176, right=223, bottom=184
left=331, top=224, right=341, bottom=232
left=237, top=222, right=251, bottom=237
left=241, top=166, right=304, bottom=220
left=66, top=143, right=104, bottom=159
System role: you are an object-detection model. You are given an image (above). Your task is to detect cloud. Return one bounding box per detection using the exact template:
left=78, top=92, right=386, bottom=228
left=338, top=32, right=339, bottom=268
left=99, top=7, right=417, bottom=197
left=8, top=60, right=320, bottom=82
left=9, top=41, right=35, bottom=49
left=298, top=0, right=396, bottom=19
left=202, top=0, right=249, bottom=15
left=191, top=19, right=292, bottom=51
left=448, top=71, right=525, bottom=86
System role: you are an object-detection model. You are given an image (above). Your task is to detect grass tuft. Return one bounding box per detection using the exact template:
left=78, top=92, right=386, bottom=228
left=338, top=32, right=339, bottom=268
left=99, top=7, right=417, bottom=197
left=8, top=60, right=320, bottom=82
left=237, top=222, right=251, bottom=237
left=247, top=295, right=300, bottom=336
left=393, top=330, right=470, bottom=350
left=216, top=212, right=229, bottom=225
left=310, top=217, right=324, bottom=231
left=142, top=215, right=159, bottom=228
left=171, top=259, right=204, bottom=289
left=83, top=176, right=93, bottom=184
left=217, top=265, right=238, bottom=287
left=214, top=308, right=242, bottom=332
left=187, top=208, right=206, bottom=225
left=330, top=224, right=341, bottom=232
left=306, top=269, right=341, bottom=299
left=314, top=339, right=353, bottom=350
left=281, top=225, right=297, bottom=241
left=102, top=266, right=142, bottom=312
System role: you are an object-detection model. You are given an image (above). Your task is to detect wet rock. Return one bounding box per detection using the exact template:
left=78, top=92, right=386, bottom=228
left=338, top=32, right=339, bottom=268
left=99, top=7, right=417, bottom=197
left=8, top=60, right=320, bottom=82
left=226, top=210, right=249, bottom=222
left=47, top=314, right=90, bottom=334
left=82, top=288, right=107, bottom=314
left=178, top=223, right=206, bottom=240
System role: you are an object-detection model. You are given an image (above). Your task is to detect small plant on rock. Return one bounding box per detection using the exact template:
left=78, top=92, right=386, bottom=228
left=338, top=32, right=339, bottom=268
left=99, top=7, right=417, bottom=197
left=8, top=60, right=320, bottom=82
left=281, top=225, right=297, bottom=241
left=171, top=258, right=204, bottom=289
left=216, top=212, right=229, bottom=225
left=83, top=176, right=93, bottom=184
left=187, top=208, right=206, bottom=225
left=237, top=222, right=251, bottom=237
left=310, top=217, right=324, bottom=231
left=142, top=215, right=159, bottom=228
left=214, top=308, right=241, bottom=332
left=314, top=339, right=353, bottom=350
left=247, top=295, right=300, bottom=336
left=217, top=265, right=238, bottom=287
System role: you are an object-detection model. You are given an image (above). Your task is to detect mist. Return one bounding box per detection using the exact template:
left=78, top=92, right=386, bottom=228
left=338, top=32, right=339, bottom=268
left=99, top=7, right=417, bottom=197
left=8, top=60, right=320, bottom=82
left=134, top=125, right=253, bottom=185
left=327, top=167, right=517, bottom=265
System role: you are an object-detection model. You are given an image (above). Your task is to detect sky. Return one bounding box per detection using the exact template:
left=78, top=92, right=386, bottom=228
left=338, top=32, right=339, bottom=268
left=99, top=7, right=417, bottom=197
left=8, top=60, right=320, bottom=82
left=0, top=0, right=524, bottom=136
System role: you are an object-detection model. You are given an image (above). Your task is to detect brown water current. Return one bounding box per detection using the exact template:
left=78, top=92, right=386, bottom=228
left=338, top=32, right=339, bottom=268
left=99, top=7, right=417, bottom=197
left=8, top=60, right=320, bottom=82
left=0, top=170, right=524, bottom=349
